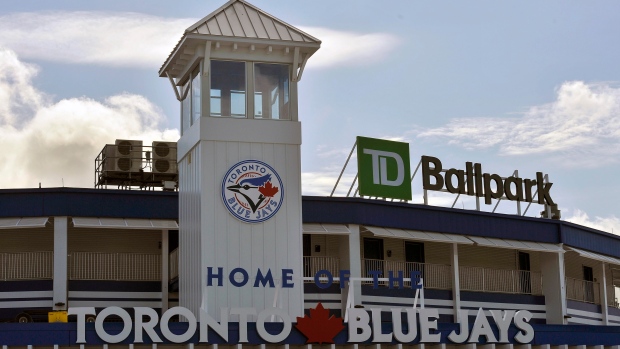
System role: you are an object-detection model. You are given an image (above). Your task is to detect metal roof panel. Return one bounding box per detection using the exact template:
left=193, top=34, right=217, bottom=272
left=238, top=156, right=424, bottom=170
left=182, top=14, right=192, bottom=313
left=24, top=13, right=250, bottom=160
left=366, top=226, right=473, bottom=245
left=0, top=217, right=48, bottom=229
left=567, top=246, right=620, bottom=266
left=302, top=223, right=349, bottom=235
left=469, top=236, right=562, bottom=252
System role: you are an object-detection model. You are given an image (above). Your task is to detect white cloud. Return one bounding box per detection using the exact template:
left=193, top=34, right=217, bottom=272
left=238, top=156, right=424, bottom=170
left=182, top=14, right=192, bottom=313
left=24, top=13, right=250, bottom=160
left=417, top=81, right=620, bottom=166
left=302, top=172, right=351, bottom=196
left=0, top=11, right=194, bottom=68
left=565, top=209, right=620, bottom=235
left=0, top=11, right=399, bottom=70
left=0, top=47, right=178, bottom=189
left=0, top=49, right=44, bottom=125
left=299, top=26, right=400, bottom=69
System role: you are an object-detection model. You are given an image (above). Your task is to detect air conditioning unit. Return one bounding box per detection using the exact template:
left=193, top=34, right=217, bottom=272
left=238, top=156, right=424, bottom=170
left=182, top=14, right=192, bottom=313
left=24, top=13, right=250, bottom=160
left=151, top=141, right=177, bottom=174
left=103, top=139, right=143, bottom=172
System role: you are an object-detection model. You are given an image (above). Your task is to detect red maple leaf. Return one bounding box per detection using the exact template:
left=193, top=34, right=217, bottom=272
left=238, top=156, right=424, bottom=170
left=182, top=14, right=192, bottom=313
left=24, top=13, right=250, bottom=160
left=258, top=181, right=279, bottom=197
left=295, top=303, right=344, bottom=344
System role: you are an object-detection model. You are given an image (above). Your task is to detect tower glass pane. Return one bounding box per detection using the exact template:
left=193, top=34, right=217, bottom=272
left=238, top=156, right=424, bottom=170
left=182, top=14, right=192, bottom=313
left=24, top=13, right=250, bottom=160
left=210, top=60, right=246, bottom=117
left=191, top=68, right=201, bottom=124
left=181, top=80, right=190, bottom=134
left=254, top=63, right=289, bottom=119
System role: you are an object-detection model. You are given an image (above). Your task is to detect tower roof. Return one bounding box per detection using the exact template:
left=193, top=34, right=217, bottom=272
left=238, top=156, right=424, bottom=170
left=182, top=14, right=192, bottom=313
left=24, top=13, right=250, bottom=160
left=186, top=0, right=320, bottom=43
left=159, top=0, right=321, bottom=79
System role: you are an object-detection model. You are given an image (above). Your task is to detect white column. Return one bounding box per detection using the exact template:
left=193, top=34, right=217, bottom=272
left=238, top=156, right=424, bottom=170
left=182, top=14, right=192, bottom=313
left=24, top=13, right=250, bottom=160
left=161, top=229, right=169, bottom=312
left=599, top=261, right=609, bottom=325
left=53, top=217, right=68, bottom=311
left=540, top=251, right=567, bottom=324
left=450, top=243, right=461, bottom=322
left=341, top=224, right=362, bottom=314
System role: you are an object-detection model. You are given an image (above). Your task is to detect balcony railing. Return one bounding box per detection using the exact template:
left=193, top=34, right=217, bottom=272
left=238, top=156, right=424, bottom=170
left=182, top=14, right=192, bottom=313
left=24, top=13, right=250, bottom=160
left=566, top=277, right=600, bottom=304
left=69, top=252, right=161, bottom=281
left=0, top=252, right=53, bottom=281
left=303, top=256, right=340, bottom=282
left=459, top=266, right=542, bottom=295
left=169, top=248, right=179, bottom=281
left=361, top=259, right=452, bottom=289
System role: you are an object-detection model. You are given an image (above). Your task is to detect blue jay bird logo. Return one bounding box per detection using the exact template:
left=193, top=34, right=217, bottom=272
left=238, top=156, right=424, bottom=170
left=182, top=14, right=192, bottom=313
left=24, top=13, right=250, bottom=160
left=222, top=160, right=284, bottom=223
left=226, top=174, right=278, bottom=213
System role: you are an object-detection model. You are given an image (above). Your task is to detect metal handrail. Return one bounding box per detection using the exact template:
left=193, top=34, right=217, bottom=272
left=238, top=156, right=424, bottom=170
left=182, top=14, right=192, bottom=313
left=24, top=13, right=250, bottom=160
left=303, top=256, right=340, bottom=282
left=566, top=276, right=600, bottom=304
left=69, top=252, right=161, bottom=281
left=460, top=266, right=542, bottom=295
left=0, top=251, right=54, bottom=281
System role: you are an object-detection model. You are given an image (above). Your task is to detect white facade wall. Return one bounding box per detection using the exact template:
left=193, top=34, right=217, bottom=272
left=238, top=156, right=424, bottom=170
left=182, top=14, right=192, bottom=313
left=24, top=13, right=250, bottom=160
left=179, top=144, right=203, bottom=316
left=326, top=235, right=340, bottom=257
left=0, top=228, right=52, bottom=252
left=426, top=242, right=452, bottom=265
left=565, top=252, right=603, bottom=280
left=199, top=139, right=303, bottom=320
left=68, top=228, right=161, bottom=253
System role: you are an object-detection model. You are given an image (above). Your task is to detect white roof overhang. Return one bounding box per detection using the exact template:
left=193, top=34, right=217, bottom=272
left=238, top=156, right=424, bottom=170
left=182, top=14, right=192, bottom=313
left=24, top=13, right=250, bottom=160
left=0, top=217, right=49, bottom=229
left=302, top=224, right=350, bottom=235
left=365, top=226, right=473, bottom=245
left=566, top=246, right=620, bottom=266
left=72, top=217, right=178, bottom=230
left=468, top=236, right=562, bottom=253
left=160, top=35, right=320, bottom=80
left=159, top=0, right=321, bottom=79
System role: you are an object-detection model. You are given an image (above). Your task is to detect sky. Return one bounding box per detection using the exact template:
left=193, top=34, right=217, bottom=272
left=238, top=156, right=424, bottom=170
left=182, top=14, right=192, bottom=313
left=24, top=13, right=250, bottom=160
left=0, top=0, right=619, bottom=234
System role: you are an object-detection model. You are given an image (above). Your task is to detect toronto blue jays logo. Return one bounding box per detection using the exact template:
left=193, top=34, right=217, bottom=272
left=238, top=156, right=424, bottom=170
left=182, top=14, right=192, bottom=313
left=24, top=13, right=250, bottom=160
left=221, top=160, right=284, bottom=223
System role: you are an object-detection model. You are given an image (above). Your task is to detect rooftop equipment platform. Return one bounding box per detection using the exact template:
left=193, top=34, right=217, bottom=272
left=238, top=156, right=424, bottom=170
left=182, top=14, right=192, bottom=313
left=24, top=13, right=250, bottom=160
left=95, top=139, right=178, bottom=190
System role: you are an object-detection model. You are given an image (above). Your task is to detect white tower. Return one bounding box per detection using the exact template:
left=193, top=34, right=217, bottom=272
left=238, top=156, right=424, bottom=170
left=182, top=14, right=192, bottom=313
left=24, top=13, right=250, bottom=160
left=159, top=0, right=320, bottom=320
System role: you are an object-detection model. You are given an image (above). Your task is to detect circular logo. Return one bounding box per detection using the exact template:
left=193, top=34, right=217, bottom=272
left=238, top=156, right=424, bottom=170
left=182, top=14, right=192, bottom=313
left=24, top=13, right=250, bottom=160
left=221, top=160, right=284, bottom=223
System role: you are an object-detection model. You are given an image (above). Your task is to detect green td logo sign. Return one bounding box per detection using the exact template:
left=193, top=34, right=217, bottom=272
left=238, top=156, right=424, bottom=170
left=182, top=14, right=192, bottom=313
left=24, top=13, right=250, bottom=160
left=356, top=136, right=412, bottom=200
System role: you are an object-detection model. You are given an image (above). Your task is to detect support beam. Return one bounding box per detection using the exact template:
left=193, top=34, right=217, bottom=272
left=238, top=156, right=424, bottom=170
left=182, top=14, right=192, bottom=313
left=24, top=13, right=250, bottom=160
left=599, top=261, right=609, bottom=325
left=341, top=225, right=362, bottom=316
left=296, top=53, right=309, bottom=81
left=203, top=41, right=212, bottom=76
left=161, top=229, right=169, bottom=312
left=53, top=217, right=68, bottom=311
left=292, top=47, right=300, bottom=82
left=540, top=251, right=567, bottom=324
left=450, top=243, right=461, bottom=322
left=166, top=72, right=182, bottom=101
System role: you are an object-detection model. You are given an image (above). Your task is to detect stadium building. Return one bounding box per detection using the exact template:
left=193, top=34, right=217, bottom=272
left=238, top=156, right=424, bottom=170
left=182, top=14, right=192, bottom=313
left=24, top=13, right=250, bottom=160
left=2, top=0, right=620, bottom=347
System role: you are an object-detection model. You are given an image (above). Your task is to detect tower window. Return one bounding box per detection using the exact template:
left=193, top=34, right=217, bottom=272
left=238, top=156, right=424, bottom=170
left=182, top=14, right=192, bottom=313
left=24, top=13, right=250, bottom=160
left=254, top=63, right=289, bottom=120
left=180, top=67, right=201, bottom=135
left=210, top=60, right=246, bottom=117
